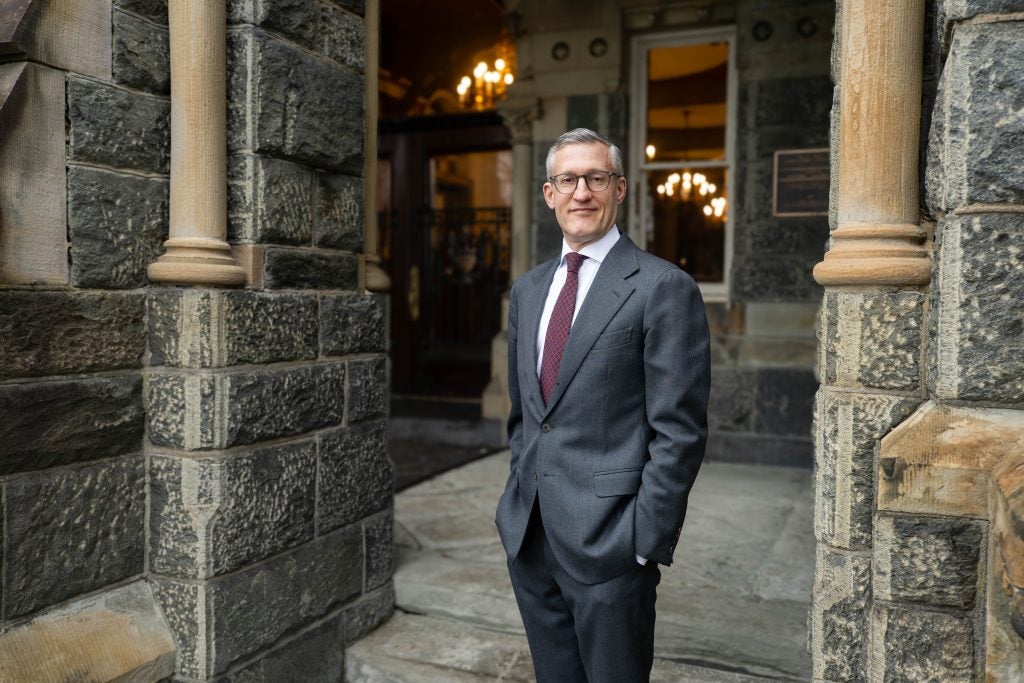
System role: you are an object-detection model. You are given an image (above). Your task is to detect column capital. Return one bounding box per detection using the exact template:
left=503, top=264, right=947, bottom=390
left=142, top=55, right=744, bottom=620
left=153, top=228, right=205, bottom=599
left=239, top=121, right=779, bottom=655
left=497, top=98, right=543, bottom=145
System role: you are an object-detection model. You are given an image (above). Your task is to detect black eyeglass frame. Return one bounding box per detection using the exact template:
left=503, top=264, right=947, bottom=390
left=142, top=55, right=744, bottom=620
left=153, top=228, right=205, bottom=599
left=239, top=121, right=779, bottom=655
left=547, top=171, right=623, bottom=194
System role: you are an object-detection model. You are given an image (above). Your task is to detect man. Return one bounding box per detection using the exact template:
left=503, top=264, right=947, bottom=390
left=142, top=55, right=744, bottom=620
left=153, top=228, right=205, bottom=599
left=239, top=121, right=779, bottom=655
left=495, top=128, right=710, bottom=682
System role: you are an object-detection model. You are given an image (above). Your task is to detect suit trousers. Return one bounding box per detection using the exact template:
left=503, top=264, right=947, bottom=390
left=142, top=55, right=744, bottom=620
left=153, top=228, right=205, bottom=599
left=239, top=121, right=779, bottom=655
left=507, top=499, right=660, bottom=683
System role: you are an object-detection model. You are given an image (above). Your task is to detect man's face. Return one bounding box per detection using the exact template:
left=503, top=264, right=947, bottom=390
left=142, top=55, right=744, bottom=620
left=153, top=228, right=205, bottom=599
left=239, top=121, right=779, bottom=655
left=544, top=142, right=627, bottom=251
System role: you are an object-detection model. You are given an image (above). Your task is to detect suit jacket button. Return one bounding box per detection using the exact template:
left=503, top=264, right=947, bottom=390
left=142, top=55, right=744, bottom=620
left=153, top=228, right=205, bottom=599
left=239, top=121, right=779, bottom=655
left=542, top=423, right=551, bottom=433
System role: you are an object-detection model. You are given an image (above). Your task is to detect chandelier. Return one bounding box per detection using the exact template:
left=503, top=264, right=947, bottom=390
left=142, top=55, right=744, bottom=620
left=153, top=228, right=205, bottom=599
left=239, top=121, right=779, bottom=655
left=656, top=171, right=727, bottom=222
left=456, top=42, right=515, bottom=111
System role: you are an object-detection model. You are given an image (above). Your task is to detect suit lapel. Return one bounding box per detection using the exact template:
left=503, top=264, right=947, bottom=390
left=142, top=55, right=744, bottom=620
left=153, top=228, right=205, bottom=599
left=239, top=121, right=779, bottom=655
left=523, top=258, right=558, bottom=416
left=542, top=235, right=639, bottom=416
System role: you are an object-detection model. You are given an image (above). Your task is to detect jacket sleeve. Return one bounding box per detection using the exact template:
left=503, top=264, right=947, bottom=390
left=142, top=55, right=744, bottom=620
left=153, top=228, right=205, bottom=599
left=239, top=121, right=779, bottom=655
left=634, top=268, right=710, bottom=565
left=506, top=280, right=524, bottom=474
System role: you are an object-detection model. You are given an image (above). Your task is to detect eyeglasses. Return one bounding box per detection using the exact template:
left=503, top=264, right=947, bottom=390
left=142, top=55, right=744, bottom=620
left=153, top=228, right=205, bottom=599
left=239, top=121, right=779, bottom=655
left=548, top=171, right=621, bottom=194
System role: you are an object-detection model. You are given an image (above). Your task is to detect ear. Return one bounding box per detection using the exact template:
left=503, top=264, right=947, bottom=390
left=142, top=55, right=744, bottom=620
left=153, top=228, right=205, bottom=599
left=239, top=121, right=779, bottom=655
left=615, top=175, right=627, bottom=204
left=543, top=182, right=556, bottom=209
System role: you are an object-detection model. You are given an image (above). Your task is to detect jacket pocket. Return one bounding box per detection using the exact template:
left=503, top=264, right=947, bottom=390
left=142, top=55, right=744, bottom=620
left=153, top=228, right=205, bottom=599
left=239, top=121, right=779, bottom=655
left=591, top=326, right=632, bottom=350
left=593, top=466, right=644, bottom=497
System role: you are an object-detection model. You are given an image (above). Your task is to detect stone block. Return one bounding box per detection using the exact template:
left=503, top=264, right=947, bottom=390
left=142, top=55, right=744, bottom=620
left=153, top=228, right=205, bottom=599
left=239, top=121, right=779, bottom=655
left=320, top=293, right=386, bottom=356
left=347, top=357, right=387, bottom=422
left=707, top=367, right=754, bottom=433
left=228, top=0, right=319, bottom=49
left=873, top=513, right=982, bottom=609
left=227, top=29, right=364, bottom=172
left=4, top=0, right=111, bottom=79
left=318, top=421, right=391, bottom=533
left=148, top=363, right=345, bottom=450
left=320, top=2, right=365, bottom=70
left=67, top=77, right=170, bottom=174
left=67, top=166, right=168, bottom=289
left=228, top=154, right=314, bottom=245
left=0, top=63, right=69, bottom=285
left=940, top=1, right=1024, bottom=29
left=342, top=584, right=395, bottom=645
left=263, top=247, right=359, bottom=290
left=870, top=604, right=975, bottom=682
left=705, top=432, right=812, bottom=468
left=0, top=291, right=145, bottom=379
left=4, top=456, right=145, bottom=618
left=148, top=289, right=319, bottom=368
left=730, top=254, right=822, bottom=303
left=0, top=581, right=175, bottom=682
left=810, top=545, right=871, bottom=682
left=111, top=9, right=170, bottom=94
left=754, top=367, right=817, bottom=437
left=150, top=440, right=317, bottom=579
left=225, top=614, right=346, bottom=682
left=926, top=21, right=1024, bottom=211
left=331, top=0, right=365, bottom=16
left=114, top=0, right=168, bottom=23
left=315, top=173, right=364, bottom=251
left=0, top=376, right=144, bottom=475
left=365, top=509, right=394, bottom=591
left=152, top=526, right=363, bottom=678
left=931, top=213, right=1024, bottom=402
left=814, top=389, right=919, bottom=549
left=819, top=290, right=924, bottom=392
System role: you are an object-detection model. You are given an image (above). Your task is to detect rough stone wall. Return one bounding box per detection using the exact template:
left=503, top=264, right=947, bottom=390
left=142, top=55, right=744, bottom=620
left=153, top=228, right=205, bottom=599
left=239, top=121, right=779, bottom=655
left=811, top=1, right=1024, bottom=680
left=0, top=0, right=391, bottom=680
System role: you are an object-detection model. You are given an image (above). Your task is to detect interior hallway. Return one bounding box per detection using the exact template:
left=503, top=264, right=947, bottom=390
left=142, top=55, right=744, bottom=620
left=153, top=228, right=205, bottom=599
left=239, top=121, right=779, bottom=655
left=348, top=451, right=814, bottom=681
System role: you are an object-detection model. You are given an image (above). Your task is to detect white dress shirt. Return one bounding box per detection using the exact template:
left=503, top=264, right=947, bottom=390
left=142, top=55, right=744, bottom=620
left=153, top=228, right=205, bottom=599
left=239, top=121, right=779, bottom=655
left=533, top=227, right=649, bottom=567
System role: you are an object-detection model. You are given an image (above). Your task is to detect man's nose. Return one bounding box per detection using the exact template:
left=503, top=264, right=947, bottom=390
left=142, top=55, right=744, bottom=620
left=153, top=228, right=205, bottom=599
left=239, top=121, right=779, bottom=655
left=571, top=177, right=592, bottom=199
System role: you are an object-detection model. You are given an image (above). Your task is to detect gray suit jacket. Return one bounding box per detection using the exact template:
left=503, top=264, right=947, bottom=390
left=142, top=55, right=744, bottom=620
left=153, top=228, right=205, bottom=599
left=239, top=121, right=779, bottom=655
left=495, top=234, right=710, bottom=585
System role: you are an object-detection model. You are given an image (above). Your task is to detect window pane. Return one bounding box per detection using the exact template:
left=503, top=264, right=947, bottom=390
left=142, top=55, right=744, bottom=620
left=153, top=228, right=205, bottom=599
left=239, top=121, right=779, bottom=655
left=645, top=42, right=729, bottom=162
left=646, top=167, right=728, bottom=283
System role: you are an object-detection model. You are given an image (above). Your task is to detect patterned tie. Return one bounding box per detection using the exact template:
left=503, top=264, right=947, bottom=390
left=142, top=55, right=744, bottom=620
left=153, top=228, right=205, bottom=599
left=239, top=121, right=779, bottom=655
left=539, top=252, right=587, bottom=404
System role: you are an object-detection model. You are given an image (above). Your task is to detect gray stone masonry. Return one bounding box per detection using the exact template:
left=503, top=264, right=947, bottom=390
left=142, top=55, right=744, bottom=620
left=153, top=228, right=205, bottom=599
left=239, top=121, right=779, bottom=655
left=320, top=293, right=386, bottom=356
left=819, top=290, right=926, bottom=393
left=114, top=0, right=167, bottom=23
left=152, top=524, right=364, bottom=679
left=810, top=545, right=872, bottom=682
left=147, top=363, right=346, bottom=450
left=871, top=604, right=976, bottom=682
left=0, top=375, right=144, bottom=475
left=926, top=19, right=1024, bottom=211
left=315, top=172, right=364, bottom=250
left=3, top=456, right=145, bottom=618
left=67, top=77, right=170, bottom=174
left=262, top=247, right=359, bottom=289
left=148, top=289, right=319, bottom=367
left=67, top=166, right=169, bottom=289
left=149, top=440, right=317, bottom=579
left=227, top=27, right=363, bottom=173
left=346, top=357, right=387, bottom=423
left=229, top=154, right=314, bottom=245
left=112, top=9, right=170, bottom=94
left=317, top=420, right=391, bottom=533
left=0, top=291, right=145, bottom=379
left=930, top=212, right=1024, bottom=403
left=814, top=389, right=920, bottom=550
left=874, top=513, right=983, bottom=609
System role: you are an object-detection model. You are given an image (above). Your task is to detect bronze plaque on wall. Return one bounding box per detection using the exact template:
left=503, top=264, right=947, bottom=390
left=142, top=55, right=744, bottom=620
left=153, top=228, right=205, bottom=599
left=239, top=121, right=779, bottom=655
left=772, top=148, right=829, bottom=217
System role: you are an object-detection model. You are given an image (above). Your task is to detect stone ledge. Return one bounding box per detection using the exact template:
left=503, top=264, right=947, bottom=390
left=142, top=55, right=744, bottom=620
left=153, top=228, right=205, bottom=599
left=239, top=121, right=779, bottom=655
left=0, top=581, right=174, bottom=681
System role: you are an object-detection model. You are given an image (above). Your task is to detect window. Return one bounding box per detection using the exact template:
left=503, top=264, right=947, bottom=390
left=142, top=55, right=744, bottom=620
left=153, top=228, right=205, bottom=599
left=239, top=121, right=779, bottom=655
left=629, top=28, right=737, bottom=301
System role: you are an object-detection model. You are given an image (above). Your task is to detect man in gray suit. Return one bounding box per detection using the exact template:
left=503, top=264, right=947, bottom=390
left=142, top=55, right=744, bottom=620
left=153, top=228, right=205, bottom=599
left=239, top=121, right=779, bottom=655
left=495, top=128, right=710, bottom=682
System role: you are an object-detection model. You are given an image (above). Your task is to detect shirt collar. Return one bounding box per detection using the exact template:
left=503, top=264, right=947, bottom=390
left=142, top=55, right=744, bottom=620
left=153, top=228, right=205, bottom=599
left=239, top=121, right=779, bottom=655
left=559, top=226, right=621, bottom=267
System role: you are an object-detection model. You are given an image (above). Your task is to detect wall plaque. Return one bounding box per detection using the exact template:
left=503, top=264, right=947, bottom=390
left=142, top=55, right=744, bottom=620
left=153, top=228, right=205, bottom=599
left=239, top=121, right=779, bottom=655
left=772, top=148, right=829, bottom=217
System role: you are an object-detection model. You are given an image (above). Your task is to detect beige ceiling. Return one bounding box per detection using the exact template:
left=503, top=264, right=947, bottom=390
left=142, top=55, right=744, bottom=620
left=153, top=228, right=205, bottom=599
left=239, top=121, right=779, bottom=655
left=648, top=42, right=729, bottom=81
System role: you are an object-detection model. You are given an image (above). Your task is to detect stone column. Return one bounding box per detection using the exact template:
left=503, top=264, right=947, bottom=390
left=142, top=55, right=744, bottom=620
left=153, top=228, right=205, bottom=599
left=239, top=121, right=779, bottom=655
left=812, top=0, right=930, bottom=287
left=147, top=0, right=245, bottom=286
left=363, top=0, right=389, bottom=293
left=481, top=100, right=542, bottom=422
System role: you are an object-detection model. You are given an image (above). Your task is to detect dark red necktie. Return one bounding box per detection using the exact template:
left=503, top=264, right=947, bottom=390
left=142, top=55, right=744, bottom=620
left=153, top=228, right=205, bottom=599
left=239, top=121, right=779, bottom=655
left=539, top=252, right=587, bottom=404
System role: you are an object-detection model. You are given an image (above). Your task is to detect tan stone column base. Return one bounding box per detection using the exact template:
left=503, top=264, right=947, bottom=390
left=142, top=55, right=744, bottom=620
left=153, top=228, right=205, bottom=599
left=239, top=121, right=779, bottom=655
left=148, top=237, right=246, bottom=286
left=814, top=223, right=931, bottom=286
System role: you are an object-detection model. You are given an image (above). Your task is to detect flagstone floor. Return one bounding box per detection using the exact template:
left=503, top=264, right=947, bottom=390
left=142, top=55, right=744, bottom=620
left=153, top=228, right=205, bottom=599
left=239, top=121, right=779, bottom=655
left=347, top=451, right=815, bottom=682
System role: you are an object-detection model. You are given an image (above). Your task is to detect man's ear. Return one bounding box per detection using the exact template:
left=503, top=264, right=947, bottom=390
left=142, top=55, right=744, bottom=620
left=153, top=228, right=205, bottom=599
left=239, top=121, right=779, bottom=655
left=615, top=176, right=627, bottom=204
left=543, top=182, right=556, bottom=209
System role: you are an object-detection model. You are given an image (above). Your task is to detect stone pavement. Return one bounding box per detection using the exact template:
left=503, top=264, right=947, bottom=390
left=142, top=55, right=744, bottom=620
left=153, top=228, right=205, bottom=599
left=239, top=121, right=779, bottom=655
left=347, top=452, right=815, bottom=681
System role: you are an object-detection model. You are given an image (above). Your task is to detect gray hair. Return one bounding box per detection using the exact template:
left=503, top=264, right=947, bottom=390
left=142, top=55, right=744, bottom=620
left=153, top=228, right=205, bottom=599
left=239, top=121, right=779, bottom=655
left=545, top=128, right=625, bottom=178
